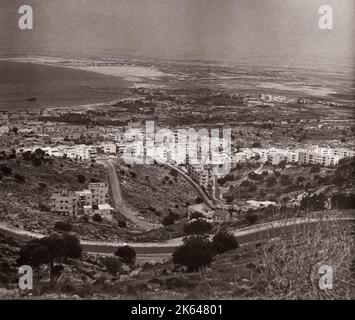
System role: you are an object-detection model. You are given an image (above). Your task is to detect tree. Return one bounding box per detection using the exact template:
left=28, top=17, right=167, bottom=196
left=195, top=197, right=203, bottom=204
left=38, top=233, right=81, bottom=283
left=54, top=221, right=73, bottom=233
left=17, top=239, right=51, bottom=291
left=77, top=174, right=86, bottom=184
left=170, top=168, right=179, bottom=177
left=32, top=157, right=42, bottom=167
left=189, top=211, right=203, bottom=220
left=266, top=176, right=277, bottom=187
left=172, top=236, right=215, bottom=272
left=162, top=211, right=179, bottom=226
left=61, top=233, right=82, bottom=259
left=115, top=246, right=136, bottom=265
left=252, top=141, right=261, bottom=148
left=35, top=148, right=46, bottom=157
left=118, top=220, right=127, bottom=228
left=183, top=219, right=212, bottom=235
left=310, top=165, right=321, bottom=174
left=245, top=213, right=258, bottom=225
left=14, top=174, right=25, bottom=183
left=0, top=166, right=12, bottom=176
left=102, top=256, right=121, bottom=275
left=93, top=214, right=102, bottom=223
left=212, top=230, right=239, bottom=254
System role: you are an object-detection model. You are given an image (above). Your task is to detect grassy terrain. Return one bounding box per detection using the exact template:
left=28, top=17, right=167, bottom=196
left=223, top=158, right=355, bottom=205
left=0, top=155, right=193, bottom=242
left=115, top=160, right=196, bottom=223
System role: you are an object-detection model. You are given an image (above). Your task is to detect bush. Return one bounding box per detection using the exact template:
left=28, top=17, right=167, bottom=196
left=93, top=214, right=102, bottom=223
left=54, top=221, right=73, bottom=233
left=183, top=219, right=212, bottom=235
left=118, top=220, right=127, bottom=228
left=195, top=197, right=203, bottom=204
left=32, top=157, right=42, bottom=167
left=115, top=246, right=136, bottom=265
left=77, top=174, right=86, bottom=184
left=162, top=212, right=179, bottom=226
left=310, top=165, right=321, bottom=173
left=0, top=166, right=12, bottom=176
left=266, top=176, right=277, bottom=187
left=212, top=230, right=239, bottom=254
left=172, top=236, right=215, bottom=272
left=102, top=256, right=122, bottom=275
left=189, top=211, right=203, bottom=220
left=14, top=174, right=25, bottom=183
left=245, top=213, right=258, bottom=225
left=169, top=168, right=179, bottom=177
left=61, top=233, right=82, bottom=259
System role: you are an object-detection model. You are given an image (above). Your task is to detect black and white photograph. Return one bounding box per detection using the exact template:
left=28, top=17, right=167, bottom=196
left=0, top=0, right=354, bottom=306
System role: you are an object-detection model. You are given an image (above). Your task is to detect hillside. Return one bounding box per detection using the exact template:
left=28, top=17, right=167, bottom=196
left=1, top=218, right=353, bottom=299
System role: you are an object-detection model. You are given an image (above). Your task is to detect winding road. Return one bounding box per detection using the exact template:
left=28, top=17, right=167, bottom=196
left=0, top=216, right=352, bottom=258
left=97, top=159, right=161, bottom=231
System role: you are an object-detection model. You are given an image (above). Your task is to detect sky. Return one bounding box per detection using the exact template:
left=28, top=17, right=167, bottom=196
left=0, top=0, right=354, bottom=65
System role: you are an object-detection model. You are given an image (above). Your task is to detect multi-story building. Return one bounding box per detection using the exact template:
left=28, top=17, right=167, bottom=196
left=88, top=183, right=108, bottom=205
left=75, top=190, right=93, bottom=213
left=50, top=190, right=77, bottom=216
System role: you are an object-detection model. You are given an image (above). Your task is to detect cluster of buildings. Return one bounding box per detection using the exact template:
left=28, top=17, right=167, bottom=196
left=232, top=146, right=355, bottom=167
left=50, top=182, right=114, bottom=220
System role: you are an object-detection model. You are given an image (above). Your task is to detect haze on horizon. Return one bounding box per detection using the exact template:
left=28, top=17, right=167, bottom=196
left=0, top=0, right=354, bottom=68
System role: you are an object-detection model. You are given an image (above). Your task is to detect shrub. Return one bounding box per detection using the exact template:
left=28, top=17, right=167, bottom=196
left=212, top=230, right=239, bottom=254
left=245, top=213, right=258, bottom=225
left=162, top=212, right=179, bottom=226
left=77, top=174, right=86, bottom=184
left=0, top=166, right=12, bottom=176
left=32, top=157, right=42, bottom=167
left=14, top=174, right=25, bottom=183
left=102, top=256, right=122, bottom=275
left=189, top=211, right=203, bottom=220
left=266, top=176, right=277, bottom=187
left=118, top=220, right=127, bottom=228
left=93, top=214, right=102, bottom=223
left=115, top=246, right=136, bottom=265
left=172, top=236, right=215, bottom=272
left=54, top=221, right=73, bottom=233
left=310, top=165, right=321, bottom=173
left=183, top=219, right=212, bottom=235
left=169, top=169, right=179, bottom=177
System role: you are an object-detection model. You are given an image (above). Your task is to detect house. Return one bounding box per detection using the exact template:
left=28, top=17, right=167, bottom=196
left=84, top=203, right=114, bottom=220
left=50, top=190, right=77, bottom=216
left=212, top=209, right=231, bottom=223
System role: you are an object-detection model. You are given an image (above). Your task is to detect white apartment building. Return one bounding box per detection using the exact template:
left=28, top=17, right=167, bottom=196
left=65, top=145, right=97, bottom=161
left=75, top=189, right=93, bottom=212
left=84, top=203, right=114, bottom=220
left=99, top=143, right=117, bottom=154
left=299, top=151, right=341, bottom=166
left=51, top=184, right=111, bottom=218
left=88, top=182, right=108, bottom=205
left=50, top=190, right=77, bottom=216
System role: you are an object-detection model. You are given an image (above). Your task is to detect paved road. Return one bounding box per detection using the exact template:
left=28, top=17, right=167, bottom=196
left=97, top=159, right=161, bottom=231
left=1, top=216, right=352, bottom=258
left=164, top=163, right=216, bottom=209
